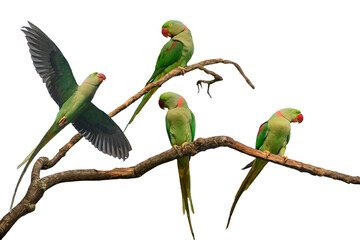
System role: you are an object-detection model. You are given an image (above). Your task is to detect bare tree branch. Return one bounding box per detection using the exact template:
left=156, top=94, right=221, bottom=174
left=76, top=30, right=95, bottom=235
left=1, top=136, right=359, bottom=238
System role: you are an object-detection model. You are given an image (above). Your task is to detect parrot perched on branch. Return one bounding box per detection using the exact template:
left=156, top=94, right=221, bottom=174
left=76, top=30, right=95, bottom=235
left=125, top=20, right=194, bottom=130
left=226, top=108, right=303, bottom=228
left=11, top=22, right=132, bottom=209
left=159, top=92, right=196, bottom=239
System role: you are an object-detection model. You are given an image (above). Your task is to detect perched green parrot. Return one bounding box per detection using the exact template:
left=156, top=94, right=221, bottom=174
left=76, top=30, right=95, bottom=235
left=11, top=22, right=132, bottom=209
left=159, top=92, right=196, bottom=239
left=125, top=20, right=194, bottom=130
left=226, top=108, right=303, bottom=228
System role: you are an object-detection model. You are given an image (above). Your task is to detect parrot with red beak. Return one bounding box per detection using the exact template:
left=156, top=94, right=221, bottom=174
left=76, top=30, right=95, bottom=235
left=226, top=108, right=303, bottom=228
left=125, top=20, right=194, bottom=130
left=159, top=92, right=196, bottom=239
left=11, top=22, right=132, bottom=209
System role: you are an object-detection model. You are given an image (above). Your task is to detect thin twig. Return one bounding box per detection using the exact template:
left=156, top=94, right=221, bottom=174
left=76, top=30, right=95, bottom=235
left=196, top=65, right=223, bottom=98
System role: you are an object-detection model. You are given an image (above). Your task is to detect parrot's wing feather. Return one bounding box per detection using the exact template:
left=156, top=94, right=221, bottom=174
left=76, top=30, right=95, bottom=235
left=148, top=40, right=183, bottom=83
left=190, top=110, right=196, bottom=142
left=242, top=121, right=269, bottom=170
left=22, top=22, right=78, bottom=107
left=256, top=121, right=269, bottom=149
left=165, top=115, right=172, bottom=144
left=72, top=103, right=132, bottom=160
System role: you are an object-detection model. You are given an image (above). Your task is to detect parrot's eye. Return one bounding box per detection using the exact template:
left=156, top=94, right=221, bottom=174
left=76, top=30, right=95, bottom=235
left=169, top=23, right=173, bottom=27
left=292, top=110, right=296, bottom=113
left=164, top=98, right=168, bottom=101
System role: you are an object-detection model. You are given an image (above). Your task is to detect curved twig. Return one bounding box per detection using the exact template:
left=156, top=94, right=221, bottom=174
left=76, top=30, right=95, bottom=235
left=1, top=136, right=359, bottom=238
left=196, top=65, right=223, bottom=98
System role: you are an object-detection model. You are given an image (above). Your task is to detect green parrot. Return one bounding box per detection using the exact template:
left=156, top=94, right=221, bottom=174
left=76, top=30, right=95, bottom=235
left=226, top=108, right=303, bottom=228
left=11, top=22, right=132, bottom=209
left=125, top=20, right=194, bottom=130
left=159, top=92, right=196, bottom=239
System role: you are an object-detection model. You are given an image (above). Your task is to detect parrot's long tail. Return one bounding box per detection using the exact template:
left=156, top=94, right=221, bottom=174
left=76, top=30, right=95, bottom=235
left=10, top=122, right=61, bottom=210
left=178, top=156, right=195, bottom=239
left=124, top=86, right=159, bottom=131
left=226, top=158, right=268, bottom=229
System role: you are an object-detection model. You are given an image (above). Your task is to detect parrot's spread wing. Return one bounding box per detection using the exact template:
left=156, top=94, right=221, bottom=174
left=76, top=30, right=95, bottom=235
left=22, top=22, right=78, bottom=107
left=72, top=103, right=132, bottom=160
left=148, top=39, right=183, bottom=83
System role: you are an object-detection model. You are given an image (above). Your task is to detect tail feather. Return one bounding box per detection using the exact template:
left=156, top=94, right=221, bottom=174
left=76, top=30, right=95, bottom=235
left=10, top=122, right=61, bottom=210
left=226, top=158, right=268, bottom=228
left=178, top=156, right=195, bottom=239
left=124, top=87, right=159, bottom=131
left=241, top=160, right=254, bottom=170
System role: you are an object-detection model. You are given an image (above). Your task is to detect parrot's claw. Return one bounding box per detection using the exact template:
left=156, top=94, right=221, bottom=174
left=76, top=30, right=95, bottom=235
left=283, top=156, right=288, bottom=163
left=181, top=142, right=189, bottom=148
left=263, top=150, right=271, bottom=159
left=178, top=66, right=186, bottom=75
left=173, top=145, right=179, bottom=150
left=58, top=116, right=68, bottom=127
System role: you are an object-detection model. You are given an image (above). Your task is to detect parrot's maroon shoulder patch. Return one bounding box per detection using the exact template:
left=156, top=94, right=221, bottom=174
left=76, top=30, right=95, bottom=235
left=166, top=42, right=178, bottom=52
left=257, top=124, right=265, bottom=136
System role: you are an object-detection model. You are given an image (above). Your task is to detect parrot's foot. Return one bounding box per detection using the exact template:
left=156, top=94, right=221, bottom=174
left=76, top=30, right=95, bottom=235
left=263, top=151, right=271, bottom=159
left=181, top=142, right=189, bottom=148
left=173, top=142, right=189, bottom=150
left=58, top=116, right=69, bottom=127
left=178, top=66, right=186, bottom=75
left=283, top=156, right=288, bottom=163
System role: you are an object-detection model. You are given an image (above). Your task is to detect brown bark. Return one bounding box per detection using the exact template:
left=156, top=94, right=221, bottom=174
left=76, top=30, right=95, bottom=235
left=1, top=136, right=360, bottom=238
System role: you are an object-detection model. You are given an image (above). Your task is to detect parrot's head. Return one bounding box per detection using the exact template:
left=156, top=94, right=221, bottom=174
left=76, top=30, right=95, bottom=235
left=83, top=72, right=106, bottom=86
left=159, top=92, right=187, bottom=110
left=277, top=108, right=303, bottom=124
left=162, top=20, right=187, bottom=38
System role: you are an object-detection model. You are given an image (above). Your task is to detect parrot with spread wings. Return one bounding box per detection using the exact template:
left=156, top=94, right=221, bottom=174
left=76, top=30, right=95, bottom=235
left=11, top=22, right=132, bottom=209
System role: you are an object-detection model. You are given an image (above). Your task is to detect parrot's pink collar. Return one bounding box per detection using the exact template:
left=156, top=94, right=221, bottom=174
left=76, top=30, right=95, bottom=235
left=83, top=81, right=99, bottom=87
left=275, top=110, right=283, bottom=117
left=276, top=110, right=291, bottom=122
left=176, top=96, right=184, bottom=107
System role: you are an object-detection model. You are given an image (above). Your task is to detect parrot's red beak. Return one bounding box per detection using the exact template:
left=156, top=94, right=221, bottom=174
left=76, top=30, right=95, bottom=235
left=162, top=28, right=170, bottom=38
left=294, top=113, right=303, bottom=123
left=97, top=73, right=106, bottom=83
left=159, top=99, right=165, bottom=109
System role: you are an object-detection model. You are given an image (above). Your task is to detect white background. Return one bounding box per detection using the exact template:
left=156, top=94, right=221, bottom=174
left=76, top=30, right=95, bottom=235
left=1, top=0, right=360, bottom=239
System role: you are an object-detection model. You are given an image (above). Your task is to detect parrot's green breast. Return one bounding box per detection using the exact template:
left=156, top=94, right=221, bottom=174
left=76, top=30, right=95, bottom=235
left=260, top=116, right=290, bottom=154
left=166, top=108, right=193, bottom=146
left=173, top=30, right=194, bottom=67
